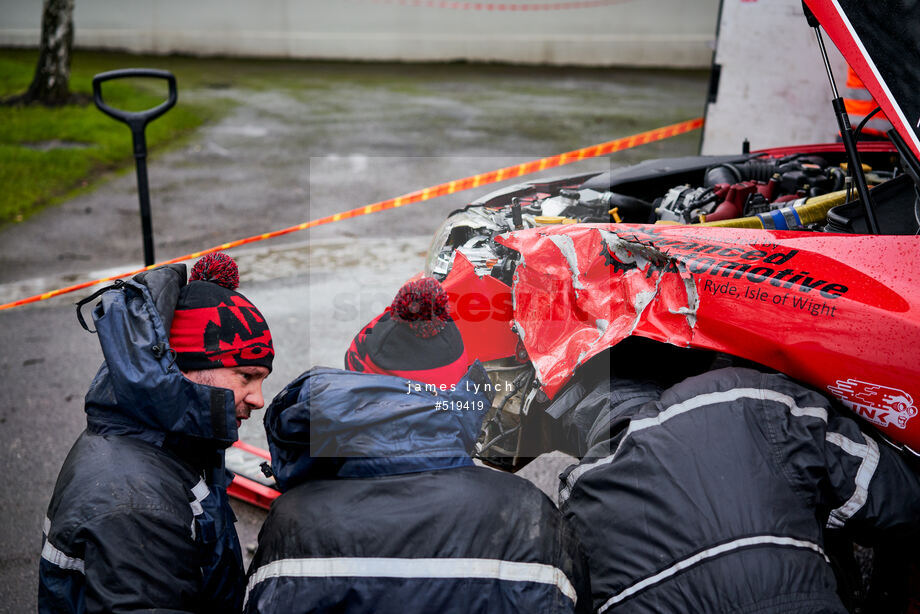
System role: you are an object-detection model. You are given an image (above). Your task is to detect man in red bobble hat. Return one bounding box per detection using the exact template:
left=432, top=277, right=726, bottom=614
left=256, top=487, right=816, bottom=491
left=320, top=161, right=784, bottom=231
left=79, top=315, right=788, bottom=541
left=344, top=276, right=469, bottom=388
left=170, top=252, right=274, bottom=428
left=39, top=253, right=272, bottom=614
left=243, top=277, right=591, bottom=613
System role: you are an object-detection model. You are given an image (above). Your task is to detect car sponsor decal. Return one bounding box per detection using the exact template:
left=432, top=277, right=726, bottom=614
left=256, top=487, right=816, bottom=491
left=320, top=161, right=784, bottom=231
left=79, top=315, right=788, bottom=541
left=828, top=379, right=917, bottom=430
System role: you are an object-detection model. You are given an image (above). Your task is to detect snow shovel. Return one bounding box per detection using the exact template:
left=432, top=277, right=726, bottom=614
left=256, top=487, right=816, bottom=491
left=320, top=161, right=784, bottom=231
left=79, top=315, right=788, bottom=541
left=93, top=69, right=177, bottom=266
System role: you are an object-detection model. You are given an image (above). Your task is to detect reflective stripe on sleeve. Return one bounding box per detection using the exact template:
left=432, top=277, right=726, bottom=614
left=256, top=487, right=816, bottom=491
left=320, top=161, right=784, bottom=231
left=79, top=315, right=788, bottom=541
left=189, top=478, right=210, bottom=517
left=825, top=431, right=880, bottom=529
left=244, top=557, right=577, bottom=608
left=597, top=535, right=828, bottom=613
left=189, top=478, right=211, bottom=539
left=559, top=388, right=828, bottom=503
left=41, top=517, right=85, bottom=575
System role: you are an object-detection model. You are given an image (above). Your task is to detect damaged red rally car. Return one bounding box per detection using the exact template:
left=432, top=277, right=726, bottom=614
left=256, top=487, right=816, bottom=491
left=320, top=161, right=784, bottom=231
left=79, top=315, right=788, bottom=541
left=416, top=1, right=920, bottom=609
left=427, top=0, right=920, bottom=464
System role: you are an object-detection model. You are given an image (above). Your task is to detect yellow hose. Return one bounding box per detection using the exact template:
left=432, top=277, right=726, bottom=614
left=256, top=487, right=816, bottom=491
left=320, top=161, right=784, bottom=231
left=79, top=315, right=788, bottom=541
left=699, top=189, right=851, bottom=229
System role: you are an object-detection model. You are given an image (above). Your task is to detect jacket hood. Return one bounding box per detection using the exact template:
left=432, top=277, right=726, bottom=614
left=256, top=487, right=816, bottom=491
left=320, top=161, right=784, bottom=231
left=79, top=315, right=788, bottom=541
left=83, top=265, right=240, bottom=450
left=264, top=362, right=494, bottom=492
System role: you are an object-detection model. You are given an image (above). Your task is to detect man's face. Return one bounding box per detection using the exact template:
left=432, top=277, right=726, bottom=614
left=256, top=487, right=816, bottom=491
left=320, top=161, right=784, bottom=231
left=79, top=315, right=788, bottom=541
left=183, top=366, right=271, bottom=428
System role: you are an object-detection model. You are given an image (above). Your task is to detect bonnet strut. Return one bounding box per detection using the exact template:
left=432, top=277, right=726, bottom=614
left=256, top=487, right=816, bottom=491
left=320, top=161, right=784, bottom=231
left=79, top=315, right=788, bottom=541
left=802, top=1, right=880, bottom=234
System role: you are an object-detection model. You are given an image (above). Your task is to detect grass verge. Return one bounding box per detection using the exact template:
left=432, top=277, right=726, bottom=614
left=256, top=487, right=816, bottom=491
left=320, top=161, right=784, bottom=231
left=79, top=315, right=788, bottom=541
left=0, top=49, right=219, bottom=226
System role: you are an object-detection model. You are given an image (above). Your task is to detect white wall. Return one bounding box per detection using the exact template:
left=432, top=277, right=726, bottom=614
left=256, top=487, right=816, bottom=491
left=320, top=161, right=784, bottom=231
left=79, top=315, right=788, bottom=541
left=700, top=0, right=848, bottom=153
left=1, top=0, right=720, bottom=68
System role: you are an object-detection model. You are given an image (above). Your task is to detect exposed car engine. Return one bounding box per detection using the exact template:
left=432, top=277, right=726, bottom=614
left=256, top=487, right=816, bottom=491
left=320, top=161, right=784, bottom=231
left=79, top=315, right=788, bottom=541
left=426, top=148, right=919, bottom=283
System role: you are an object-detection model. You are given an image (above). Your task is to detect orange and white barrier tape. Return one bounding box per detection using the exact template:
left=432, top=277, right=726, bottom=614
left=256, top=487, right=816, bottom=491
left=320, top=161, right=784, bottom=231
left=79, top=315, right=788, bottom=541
left=0, top=117, right=703, bottom=311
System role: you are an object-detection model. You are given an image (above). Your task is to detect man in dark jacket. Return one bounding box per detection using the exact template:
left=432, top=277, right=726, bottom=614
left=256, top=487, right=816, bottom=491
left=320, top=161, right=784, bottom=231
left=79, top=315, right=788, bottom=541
left=39, top=253, right=273, bottom=614
left=557, top=363, right=920, bottom=613
left=244, top=278, right=590, bottom=613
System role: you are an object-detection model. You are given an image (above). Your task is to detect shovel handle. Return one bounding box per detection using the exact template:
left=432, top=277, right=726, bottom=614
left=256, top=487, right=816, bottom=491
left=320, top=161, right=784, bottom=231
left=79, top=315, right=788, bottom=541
left=92, top=69, right=177, bottom=132
left=93, top=69, right=176, bottom=267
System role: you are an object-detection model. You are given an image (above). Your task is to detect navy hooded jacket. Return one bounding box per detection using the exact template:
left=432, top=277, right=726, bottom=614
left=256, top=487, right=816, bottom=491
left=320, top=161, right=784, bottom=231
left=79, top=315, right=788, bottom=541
left=39, top=266, right=247, bottom=613
left=244, top=364, right=591, bottom=613
left=559, top=368, right=920, bottom=613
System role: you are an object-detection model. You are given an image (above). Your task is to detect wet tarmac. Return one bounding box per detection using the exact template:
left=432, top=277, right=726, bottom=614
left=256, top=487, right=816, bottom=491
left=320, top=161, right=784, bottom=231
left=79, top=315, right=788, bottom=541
left=0, top=59, right=708, bottom=610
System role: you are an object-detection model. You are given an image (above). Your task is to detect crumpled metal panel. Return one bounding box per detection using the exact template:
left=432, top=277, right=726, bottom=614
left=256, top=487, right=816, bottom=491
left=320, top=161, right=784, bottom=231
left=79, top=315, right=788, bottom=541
left=499, top=223, right=920, bottom=450
left=440, top=251, right=520, bottom=363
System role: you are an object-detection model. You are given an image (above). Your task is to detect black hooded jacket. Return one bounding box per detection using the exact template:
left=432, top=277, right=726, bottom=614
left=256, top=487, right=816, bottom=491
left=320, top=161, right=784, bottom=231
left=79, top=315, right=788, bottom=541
left=244, top=365, right=591, bottom=613
left=560, top=367, right=920, bottom=613
left=39, top=266, right=246, bottom=613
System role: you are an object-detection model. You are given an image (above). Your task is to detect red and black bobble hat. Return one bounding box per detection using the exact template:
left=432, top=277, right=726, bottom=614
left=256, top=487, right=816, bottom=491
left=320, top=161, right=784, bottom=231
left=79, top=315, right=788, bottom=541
left=169, top=253, right=274, bottom=373
left=345, top=277, right=468, bottom=387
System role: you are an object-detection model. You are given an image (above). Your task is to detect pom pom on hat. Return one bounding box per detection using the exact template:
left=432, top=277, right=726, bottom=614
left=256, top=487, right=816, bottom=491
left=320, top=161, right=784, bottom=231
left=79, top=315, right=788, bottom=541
left=390, top=277, right=449, bottom=339
left=344, top=277, right=468, bottom=387
left=190, top=252, right=239, bottom=290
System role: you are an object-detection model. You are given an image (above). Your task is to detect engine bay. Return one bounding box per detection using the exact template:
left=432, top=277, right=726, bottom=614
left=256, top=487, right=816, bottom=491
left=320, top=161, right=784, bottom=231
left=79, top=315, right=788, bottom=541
left=426, top=146, right=920, bottom=282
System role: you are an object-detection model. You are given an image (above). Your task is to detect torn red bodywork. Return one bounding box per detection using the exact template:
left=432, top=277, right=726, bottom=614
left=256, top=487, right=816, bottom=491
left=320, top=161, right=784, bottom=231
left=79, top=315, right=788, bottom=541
left=495, top=224, right=920, bottom=449
left=441, top=252, right=519, bottom=362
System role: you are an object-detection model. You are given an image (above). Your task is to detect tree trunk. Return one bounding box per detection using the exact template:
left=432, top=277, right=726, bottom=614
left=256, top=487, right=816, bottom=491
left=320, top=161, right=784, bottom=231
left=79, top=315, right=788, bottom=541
left=22, top=0, right=75, bottom=106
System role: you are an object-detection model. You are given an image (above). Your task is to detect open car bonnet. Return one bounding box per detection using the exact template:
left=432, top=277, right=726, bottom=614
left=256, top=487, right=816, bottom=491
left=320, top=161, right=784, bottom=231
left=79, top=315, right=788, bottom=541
left=804, top=0, right=920, bottom=162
